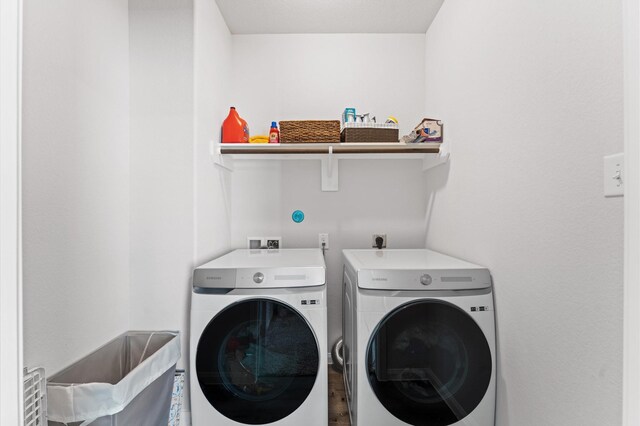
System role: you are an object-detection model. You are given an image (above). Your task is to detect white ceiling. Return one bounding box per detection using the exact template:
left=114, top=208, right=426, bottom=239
left=215, top=0, right=445, bottom=34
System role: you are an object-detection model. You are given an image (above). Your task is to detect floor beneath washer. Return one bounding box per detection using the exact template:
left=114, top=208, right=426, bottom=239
left=328, top=369, right=350, bottom=425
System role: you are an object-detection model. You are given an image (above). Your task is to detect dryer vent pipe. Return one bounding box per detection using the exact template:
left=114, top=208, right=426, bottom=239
left=331, top=338, right=344, bottom=372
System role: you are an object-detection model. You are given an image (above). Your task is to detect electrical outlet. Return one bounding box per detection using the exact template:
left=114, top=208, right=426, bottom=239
left=248, top=237, right=281, bottom=249
left=372, top=234, right=387, bottom=249
left=266, top=238, right=281, bottom=249
left=319, top=233, right=329, bottom=249
left=248, top=237, right=262, bottom=249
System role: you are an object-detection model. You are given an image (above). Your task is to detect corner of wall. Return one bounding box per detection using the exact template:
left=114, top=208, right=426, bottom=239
left=193, top=0, right=233, bottom=265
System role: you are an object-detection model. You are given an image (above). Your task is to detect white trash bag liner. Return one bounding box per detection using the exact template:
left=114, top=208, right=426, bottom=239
left=47, top=331, right=181, bottom=425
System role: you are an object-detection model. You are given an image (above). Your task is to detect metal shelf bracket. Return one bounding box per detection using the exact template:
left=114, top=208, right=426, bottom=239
left=211, top=140, right=234, bottom=172
left=321, top=145, right=339, bottom=191
left=423, top=152, right=450, bottom=171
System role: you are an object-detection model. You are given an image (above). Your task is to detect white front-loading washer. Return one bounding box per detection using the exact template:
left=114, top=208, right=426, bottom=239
left=190, top=249, right=327, bottom=426
left=342, top=249, right=496, bottom=426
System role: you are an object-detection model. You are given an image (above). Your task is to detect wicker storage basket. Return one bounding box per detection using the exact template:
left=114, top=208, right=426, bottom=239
left=279, top=120, right=341, bottom=143
left=341, top=127, right=399, bottom=143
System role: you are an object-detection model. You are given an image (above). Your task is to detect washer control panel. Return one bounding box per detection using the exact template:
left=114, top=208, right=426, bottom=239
left=192, top=249, right=326, bottom=289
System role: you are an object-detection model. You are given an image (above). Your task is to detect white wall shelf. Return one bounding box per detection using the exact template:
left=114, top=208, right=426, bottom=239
left=211, top=141, right=449, bottom=191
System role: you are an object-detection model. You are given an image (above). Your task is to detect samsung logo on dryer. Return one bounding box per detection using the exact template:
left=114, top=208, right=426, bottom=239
left=206, top=276, right=222, bottom=280
left=372, top=277, right=388, bottom=282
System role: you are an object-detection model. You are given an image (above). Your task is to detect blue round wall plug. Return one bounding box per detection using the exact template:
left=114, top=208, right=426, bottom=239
left=292, top=210, right=305, bottom=223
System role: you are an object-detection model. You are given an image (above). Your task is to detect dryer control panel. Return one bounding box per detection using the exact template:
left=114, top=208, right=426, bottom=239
left=343, top=249, right=491, bottom=291
left=356, top=268, right=491, bottom=291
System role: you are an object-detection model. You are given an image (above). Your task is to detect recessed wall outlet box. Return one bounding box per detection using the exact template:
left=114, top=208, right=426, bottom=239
left=248, top=237, right=262, bottom=249
left=319, top=233, right=329, bottom=249
left=247, top=237, right=282, bottom=249
left=372, top=234, right=387, bottom=249
left=604, top=153, right=624, bottom=197
left=266, top=238, right=281, bottom=249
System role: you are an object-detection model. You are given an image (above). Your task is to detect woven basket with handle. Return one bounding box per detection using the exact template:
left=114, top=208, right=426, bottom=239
left=341, top=128, right=399, bottom=143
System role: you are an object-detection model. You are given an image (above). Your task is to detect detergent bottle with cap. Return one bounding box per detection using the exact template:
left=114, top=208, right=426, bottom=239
left=269, top=122, right=280, bottom=144
left=222, top=107, right=250, bottom=143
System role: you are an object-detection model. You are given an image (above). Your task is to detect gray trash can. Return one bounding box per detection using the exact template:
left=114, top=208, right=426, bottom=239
left=46, top=331, right=181, bottom=426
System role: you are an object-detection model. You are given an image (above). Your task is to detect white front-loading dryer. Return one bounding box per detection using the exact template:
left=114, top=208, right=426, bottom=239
left=190, top=249, right=327, bottom=425
left=342, top=249, right=496, bottom=426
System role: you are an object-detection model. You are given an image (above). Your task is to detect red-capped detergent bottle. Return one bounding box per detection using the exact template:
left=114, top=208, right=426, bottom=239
left=222, top=107, right=250, bottom=143
left=269, top=122, right=280, bottom=144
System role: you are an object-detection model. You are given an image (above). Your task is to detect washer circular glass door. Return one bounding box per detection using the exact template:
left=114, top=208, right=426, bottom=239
left=196, top=298, right=319, bottom=425
left=366, top=300, right=492, bottom=426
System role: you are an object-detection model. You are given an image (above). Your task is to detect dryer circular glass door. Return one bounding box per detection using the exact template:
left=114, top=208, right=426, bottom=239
left=196, top=298, right=319, bottom=425
left=366, top=299, right=492, bottom=426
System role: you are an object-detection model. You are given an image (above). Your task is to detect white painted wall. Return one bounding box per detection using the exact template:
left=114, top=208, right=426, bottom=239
left=231, top=34, right=425, bottom=137
left=230, top=159, right=429, bottom=346
left=22, top=0, right=130, bottom=375
left=194, top=0, right=233, bottom=265
left=423, top=1, right=624, bottom=425
left=229, top=34, right=427, bottom=346
left=128, top=0, right=194, bottom=372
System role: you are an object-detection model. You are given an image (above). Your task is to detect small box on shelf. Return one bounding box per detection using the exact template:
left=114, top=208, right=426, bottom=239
left=340, top=121, right=400, bottom=143
left=415, top=118, right=443, bottom=143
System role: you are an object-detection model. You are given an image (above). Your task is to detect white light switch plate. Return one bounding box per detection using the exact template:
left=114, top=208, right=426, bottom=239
left=604, top=153, right=624, bottom=197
